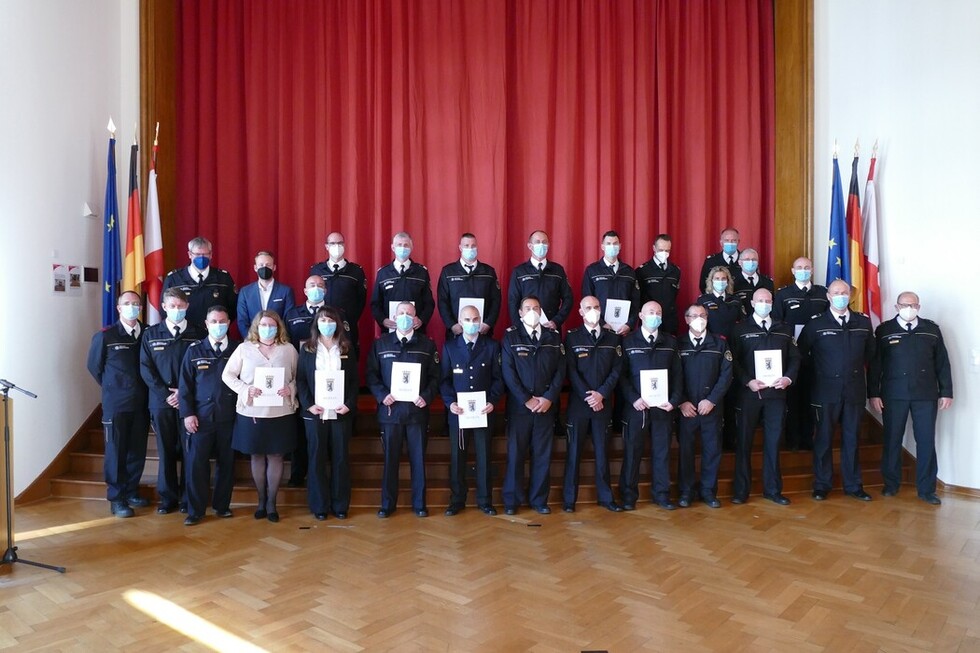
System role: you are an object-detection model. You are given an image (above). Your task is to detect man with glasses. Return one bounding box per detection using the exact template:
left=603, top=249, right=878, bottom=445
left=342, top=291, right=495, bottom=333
left=162, top=236, right=238, bottom=328
left=310, top=232, right=368, bottom=354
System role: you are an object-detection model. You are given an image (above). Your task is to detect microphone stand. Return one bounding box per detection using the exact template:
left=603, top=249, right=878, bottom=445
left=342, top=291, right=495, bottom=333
left=1, top=378, right=66, bottom=573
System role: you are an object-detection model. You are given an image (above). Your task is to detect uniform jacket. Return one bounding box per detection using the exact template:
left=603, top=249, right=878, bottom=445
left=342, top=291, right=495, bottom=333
left=696, top=293, right=746, bottom=341
left=772, top=283, right=829, bottom=326
left=86, top=321, right=148, bottom=419
left=677, top=331, right=733, bottom=406
left=635, top=258, right=681, bottom=333
left=798, top=310, right=875, bottom=404
left=178, top=338, right=240, bottom=426
left=619, top=329, right=684, bottom=416
left=437, top=261, right=502, bottom=334
left=366, top=331, right=441, bottom=424
left=564, top=327, right=623, bottom=418
left=730, top=317, right=801, bottom=400
left=370, top=261, right=435, bottom=331
left=869, top=317, right=953, bottom=401
left=439, top=335, right=504, bottom=408
left=161, top=266, right=237, bottom=328
left=140, top=321, right=207, bottom=410
left=296, top=343, right=359, bottom=416
left=699, top=251, right=742, bottom=292
left=507, top=261, right=574, bottom=330
left=501, top=325, right=566, bottom=415
left=309, top=259, right=368, bottom=345
left=581, top=260, right=641, bottom=329
left=732, top=273, right=775, bottom=314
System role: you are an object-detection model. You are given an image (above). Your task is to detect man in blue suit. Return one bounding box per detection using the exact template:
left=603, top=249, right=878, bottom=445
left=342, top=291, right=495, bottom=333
left=237, top=250, right=296, bottom=338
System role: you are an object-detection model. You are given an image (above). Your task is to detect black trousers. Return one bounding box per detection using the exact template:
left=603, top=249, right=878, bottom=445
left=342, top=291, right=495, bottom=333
left=881, top=399, right=938, bottom=495
left=503, top=411, right=555, bottom=509
left=103, top=411, right=150, bottom=502
left=619, top=409, right=672, bottom=505
left=813, top=401, right=864, bottom=493
left=289, top=411, right=308, bottom=483
left=677, top=409, right=723, bottom=499
left=305, top=416, right=352, bottom=515
left=184, top=420, right=235, bottom=518
left=150, top=405, right=185, bottom=507
left=784, top=376, right=815, bottom=449
left=564, top=414, right=614, bottom=506
left=380, top=422, right=428, bottom=512
left=447, top=416, right=493, bottom=508
left=733, top=396, right=786, bottom=498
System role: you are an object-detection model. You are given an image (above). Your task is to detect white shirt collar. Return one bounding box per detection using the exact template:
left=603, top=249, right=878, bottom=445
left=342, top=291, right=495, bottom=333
left=209, top=337, right=227, bottom=350
left=459, top=258, right=478, bottom=268
left=795, top=281, right=812, bottom=291
left=640, top=326, right=659, bottom=341
left=689, top=331, right=706, bottom=345
left=897, top=316, right=919, bottom=330
left=530, top=257, right=548, bottom=268
left=394, top=259, right=413, bottom=271
left=125, top=322, right=140, bottom=338
left=742, top=271, right=756, bottom=282
left=328, top=258, right=347, bottom=270
left=396, top=329, right=415, bottom=341
left=603, top=257, right=619, bottom=272
left=188, top=264, right=210, bottom=279
left=463, top=333, right=479, bottom=345
left=166, top=320, right=188, bottom=335
left=832, top=309, right=851, bottom=322
left=523, top=323, right=541, bottom=339
left=753, top=313, right=770, bottom=327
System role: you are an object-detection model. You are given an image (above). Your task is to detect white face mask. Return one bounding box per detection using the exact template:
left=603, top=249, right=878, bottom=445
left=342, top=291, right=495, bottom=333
left=654, top=250, right=669, bottom=264
left=328, top=244, right=344, bottom=259
left=522, top=309, right=541, bottom=327
left=583, top=309, right=600, bottom=326
left=899, top=306, right=918, bottom=322
left=689, top=317, right=707, bottom=333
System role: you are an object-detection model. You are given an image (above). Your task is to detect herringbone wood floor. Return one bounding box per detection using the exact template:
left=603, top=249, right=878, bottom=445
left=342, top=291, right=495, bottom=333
left=2, top=492, right=979, bottom=652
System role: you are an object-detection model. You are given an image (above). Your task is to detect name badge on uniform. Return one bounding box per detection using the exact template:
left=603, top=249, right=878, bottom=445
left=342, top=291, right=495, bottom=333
left=197, top=364, right=210, bottom=370
left=454, top=368, right=464, bottom=374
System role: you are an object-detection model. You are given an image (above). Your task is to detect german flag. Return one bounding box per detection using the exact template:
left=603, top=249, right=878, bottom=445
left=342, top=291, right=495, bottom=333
left=122, top=141, right=145, bottom=295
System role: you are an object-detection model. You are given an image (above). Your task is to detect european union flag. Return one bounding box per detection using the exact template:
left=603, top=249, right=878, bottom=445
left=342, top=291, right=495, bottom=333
left=102, top=135, right=122, bottom=327
left=826, top=155, right=850, bottom=285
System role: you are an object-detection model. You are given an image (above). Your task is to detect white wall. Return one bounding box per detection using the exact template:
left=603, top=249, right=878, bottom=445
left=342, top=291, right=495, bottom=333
left=0, top=0, right=139, bottom=495
left=814, top=0, right=980, bottom=489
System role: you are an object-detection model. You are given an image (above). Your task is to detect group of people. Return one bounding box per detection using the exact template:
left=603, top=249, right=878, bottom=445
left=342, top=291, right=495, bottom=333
left=86, top=228, right=954, bottom=525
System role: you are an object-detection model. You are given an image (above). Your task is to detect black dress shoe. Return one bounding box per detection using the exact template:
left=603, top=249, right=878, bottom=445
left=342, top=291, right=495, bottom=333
left=504, top=506, right=517, bottom=515
left=214, top=509, right=233, bottom=518
left=178, top=504, right=188, bottom=514
left=157, top=503, right=178, bottom=515
left=599, top=502, right=624, bottom=513
left=126, top=496, right=151, bottom=508
left=622, top=503, right=636, bottom=511
left=314, top=513, right=328, bottom=521
left=677, top=496, right=692, bottom=508
left=731, top=496, right=747, bottom=505
left=334, top=511, right=348, bottom=520
left=532, top=505, right=551, bottom=515
left=415, top=509, right=429, bottom=518
left=377, top=509, right=392, bottom=518
left=267, top=512, right=280, bottom=523
left=812, top=490, right=828, bottom=501
left=254, top=508, right=268, bottom=520
left=763, top=493, right=791, bottom=506
left=702, top=496, right=722, bottom=509
left=654, top=498, right=676, bottom=511
left=444, top=505, right=462, bottom=517
left=479, top=505, right=498, bottom=516
left=881, top=488, right=898, bottom=497
left=110, top=501, right=134, bottom=518
left=184, top=515, right=202, bottom=526
left=562, top=504, right=575, bottom=513
left=846, top=490, right=872, bottom=502
left=918, top=493, right=942, bottom=505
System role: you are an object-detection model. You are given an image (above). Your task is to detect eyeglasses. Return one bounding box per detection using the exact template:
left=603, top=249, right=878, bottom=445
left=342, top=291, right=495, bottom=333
left=897, top=302, right=920, bottom=309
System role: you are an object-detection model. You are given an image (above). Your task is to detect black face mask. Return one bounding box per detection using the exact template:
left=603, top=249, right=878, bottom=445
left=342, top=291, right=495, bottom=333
left=257, top=267, right=274, bottom=281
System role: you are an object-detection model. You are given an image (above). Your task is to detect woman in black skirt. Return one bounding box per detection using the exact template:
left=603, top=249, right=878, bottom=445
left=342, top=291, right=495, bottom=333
left=222, top=311, right=298, bottom=522
left=296, top=306, right=358, bottom=520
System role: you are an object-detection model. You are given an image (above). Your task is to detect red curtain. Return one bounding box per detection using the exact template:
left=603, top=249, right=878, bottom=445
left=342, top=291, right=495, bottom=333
left=176, top=0, right=774, bottom=345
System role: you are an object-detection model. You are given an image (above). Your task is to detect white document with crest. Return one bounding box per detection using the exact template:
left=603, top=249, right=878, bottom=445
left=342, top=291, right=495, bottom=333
left=604, top=299, right=631, bottom=330
left=754, top=349, right=783, bottom=387
left=315, top=369, right=345, bottom=420
left=390, top=361, right=422, bottom=402
left=640, top=369, right=668, bottom=406
left=457, top=391, right=488, bottom=429
left=252, top=366, right=285, bottom=407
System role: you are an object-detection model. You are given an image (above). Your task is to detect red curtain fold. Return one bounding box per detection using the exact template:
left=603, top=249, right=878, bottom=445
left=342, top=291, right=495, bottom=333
left=176, top=0, right=774, bottom=346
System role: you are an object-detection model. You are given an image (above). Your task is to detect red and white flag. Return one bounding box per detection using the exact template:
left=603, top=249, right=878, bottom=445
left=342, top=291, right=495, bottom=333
left=863, top=156, right=882, bottom=327
left=144, top=127, right=165, bottom=325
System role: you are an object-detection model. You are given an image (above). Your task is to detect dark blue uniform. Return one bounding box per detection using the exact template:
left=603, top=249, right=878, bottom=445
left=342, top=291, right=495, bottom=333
left=139, top=321, right=206, bottom=510
left=161, top=267, right=238, bottom=329
left=729, top=317, right=801, bottom=500
left=635, top=258, right=682, bottom=334
left=677, top=332, right=733, bottom=503
left=178, top=337, right=239, bottom=519
left=699, top=251, right=741, bottom=293
left=563, top=327, right=622, bottom=508
left=507, top=261, right=574, bottom=330
left=501, top=325, right=565, bottom=511
left=437, top=261, right=502, bottom=337
left=773, top=282, right=829, bottom=450
left=440, top=335, right=504, bottom=511
left=310, top=260, right=368, bottom=351
left=798, top=310, right=875, bottom=495
left=86, top=321, right=149, bottom=506
left=281, top=302, right=323, bottom=486
left=695, top=293, right=745, bottom=342
left=284, top=303, right=323, bottom=349
left=869, top=317, right=953, bottom=496
left=366, top=331, right=441, bottom=513
left=370, top=261, right=435, bottom=333
left=732, top=272, right=775, bottom=314
left=296, top=344, right=359, bottom=517
left=581, top=260, right=641, bottom=330
left=618, top=329, right=683, bottom=507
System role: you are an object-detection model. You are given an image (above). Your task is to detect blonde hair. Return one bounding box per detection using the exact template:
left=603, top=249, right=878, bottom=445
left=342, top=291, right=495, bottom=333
left=247, top=310, right=290, bottom=346
left=705, top=265, right=734, bottom=296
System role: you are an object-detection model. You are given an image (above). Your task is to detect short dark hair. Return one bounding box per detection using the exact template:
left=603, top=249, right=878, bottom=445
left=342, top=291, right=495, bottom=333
left=163, top=287, right=188, bottom=304
left=460, top=232, right=476, bottom=241
left=303, top=305, right=352, bottom=355
left=205, top=304, right=229, bottom=319
left=601, top=230, right=620, bottom=241
left=654, top=233, right=671, bottom=244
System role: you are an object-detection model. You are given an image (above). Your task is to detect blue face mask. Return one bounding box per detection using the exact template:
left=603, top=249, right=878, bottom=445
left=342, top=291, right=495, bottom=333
left=305, top=286, right=325, bottom=304
left=830, top=295, right=850, bottom=310
left=722, top=242, right=738, bottom=256
left=461, top=247, right=477, bottom=262
left=207, top=322, right=229, bottom=340
left=120, top=304, right=140, bottom=321
left=166, top=308, right=187, bottom=324
left=531, top=243, right=548, bottom=259
left=712, top=279, right=728, bottom=293
left=192, top=255, right=210, bottom=270
left=794, top=269, right=812, bottom=283
left=394, top=246, right=411, bottom=261
left=741, top=260, right=759, bottom=274
left=643, top=314, right=662, bottom=331
left=603, top=244, right=620, bottom=259
left=258, top=325, right=278, bottom=340
left=754, top=302, right=772, bottom=318
left=462, top=321, right=480, bottom=336
left=318, top=321, right=337, bottom=337
left=395, top=314, right=414, bottom=332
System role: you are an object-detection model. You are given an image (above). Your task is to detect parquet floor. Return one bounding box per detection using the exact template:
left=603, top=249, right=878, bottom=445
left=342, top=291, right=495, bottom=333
left=2, top=490, right=979, bottom=652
